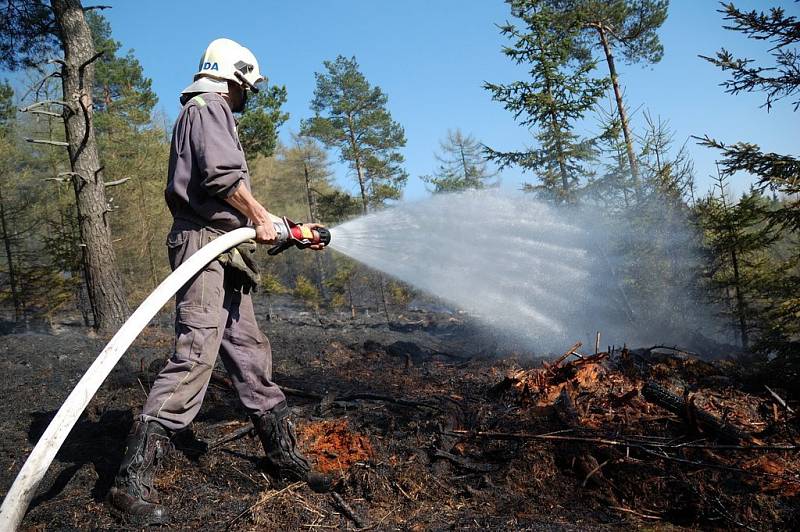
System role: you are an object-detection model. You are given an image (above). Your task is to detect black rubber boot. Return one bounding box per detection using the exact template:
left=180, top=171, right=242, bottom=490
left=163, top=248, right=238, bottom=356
left=252, top=401, right=311, bottom=481
left=108, top=420, right=171, bottom=525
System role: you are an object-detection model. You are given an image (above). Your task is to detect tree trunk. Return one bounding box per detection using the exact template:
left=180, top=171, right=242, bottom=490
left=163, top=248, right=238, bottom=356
left=52, top=0, right=130, bottom=331
left=459, top=143, right=469, bottom=181
left=303, top=161, right=327, bottom=297
left=549, top=109, right=571, bottom=201
left=0, top=186, right=22, bottom=321
left=597, top=25, right=640, bottom=197
left=730, top=247, right=749, bottom=349
left=347, top=115, right=368, bottom=214
left=303, top=162, right=318, bottom=223
left=716, top=167, right=749, bottom=349
left=135, top=172, right=158, bottom=291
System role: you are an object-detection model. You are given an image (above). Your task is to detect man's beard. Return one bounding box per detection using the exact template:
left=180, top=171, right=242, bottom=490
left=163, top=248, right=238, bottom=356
left=232, top=90, right=247, bottom=113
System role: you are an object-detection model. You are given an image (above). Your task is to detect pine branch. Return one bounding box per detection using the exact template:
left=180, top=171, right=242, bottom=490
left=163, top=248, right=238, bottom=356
left=718, top=3, right=800, bottom=49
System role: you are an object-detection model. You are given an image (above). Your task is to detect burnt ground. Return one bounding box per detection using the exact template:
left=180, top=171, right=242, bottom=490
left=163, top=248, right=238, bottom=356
left=0, top=299, right=798, bottom=531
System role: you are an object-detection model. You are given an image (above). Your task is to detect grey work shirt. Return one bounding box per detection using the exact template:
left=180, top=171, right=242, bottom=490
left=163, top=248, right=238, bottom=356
left=165, top=92, right=251, bottom=231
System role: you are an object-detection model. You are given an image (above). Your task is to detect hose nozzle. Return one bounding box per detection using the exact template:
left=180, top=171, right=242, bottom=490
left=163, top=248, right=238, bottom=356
left=268, top=217, right=331, bottom=255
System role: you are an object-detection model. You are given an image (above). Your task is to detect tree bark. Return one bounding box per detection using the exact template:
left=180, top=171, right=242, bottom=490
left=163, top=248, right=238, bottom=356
left=52, top=0, right=130, bottom=331
left=597, top=25, right=640, bottom=197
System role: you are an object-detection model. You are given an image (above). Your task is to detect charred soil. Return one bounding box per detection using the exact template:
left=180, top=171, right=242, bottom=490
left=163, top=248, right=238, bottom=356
left=0, top=306, right=798, bottom=530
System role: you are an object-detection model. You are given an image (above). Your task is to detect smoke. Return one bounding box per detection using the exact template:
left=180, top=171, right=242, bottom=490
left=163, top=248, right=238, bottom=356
left=329, top=189, right=722, bottom=354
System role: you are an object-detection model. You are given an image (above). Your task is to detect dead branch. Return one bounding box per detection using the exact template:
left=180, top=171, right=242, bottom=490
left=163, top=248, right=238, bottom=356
left=608, top=506, right=662, bottom=520
left=104, top=177, right=130, bottom=187
left=331, top=492, right=365, bottom=528
left=208, top=424, right=254, bottom=450
left=25, top=138, right=68, bottom=147
left=647, top=345, right=703, bottom=359
left=551, top=341, right=582, bottom=368
left=637, top=446, right=800, bottom=485
left=19, top=100, right=70, bottom=112
left=432, top=449, right=500, bottom=472
left=765, top=385, right=795, bottom=414
left=83, top=4, right=111, bottom=10
left=27, top=109, right=63, bottom=118
left=78, top=50, right=104, bottom=75
left=20, top=71, right=62, bottom=101
left=447, top=429, right=799, bottom=451
left=582, top=459, right=610, bottom=487
left=336, top=392, right=439, bottom=410
left=275, top=384, right=438, bottom=410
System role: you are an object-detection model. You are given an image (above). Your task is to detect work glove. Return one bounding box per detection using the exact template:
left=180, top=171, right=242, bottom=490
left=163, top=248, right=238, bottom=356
left=218, top=240, right=260, bottom=294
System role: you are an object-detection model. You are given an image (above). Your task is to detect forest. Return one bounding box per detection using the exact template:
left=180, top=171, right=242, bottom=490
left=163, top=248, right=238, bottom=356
left=0, top=0, right=798, bottom=530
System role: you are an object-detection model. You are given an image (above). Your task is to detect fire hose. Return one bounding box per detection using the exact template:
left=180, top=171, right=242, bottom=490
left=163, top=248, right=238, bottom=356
left=0, top=220, right=330, bottom=530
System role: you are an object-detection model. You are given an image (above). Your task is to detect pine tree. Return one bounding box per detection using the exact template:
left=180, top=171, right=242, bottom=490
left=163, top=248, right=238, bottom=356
left=81, top=12, right=172, bottom=297
left=86, top=11, right=156, bottom=132
left=316, top=190, right=362, bottom=225
left=485, top=1, right=606, bottom=203
left=0, top=81, right=24, bottom=320
left=564, top=0, right=668, bottom=194
left=238, top=85, right=289, bottom=161
left=696, top=173, right=775, bottom=349
left=584, top=98, right=632, bottom=208
left=301, top=55, right=408, bottom=213
left=638, top=112, right=695, bottom=204
left=1, top=0, right=130, bottom=330
left=289, top=135, right=333, bottom=223
left=0, top=81, right=67, bottom=322
left=697, top=2, right=799, bottom=353
left=698, top=3, right=799, bottom=234
left=421, top=129, right=496, bottom=193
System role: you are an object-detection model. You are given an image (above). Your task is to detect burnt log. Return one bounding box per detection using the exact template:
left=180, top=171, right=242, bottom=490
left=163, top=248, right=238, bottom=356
left=641, top=381, right=749, bottom=443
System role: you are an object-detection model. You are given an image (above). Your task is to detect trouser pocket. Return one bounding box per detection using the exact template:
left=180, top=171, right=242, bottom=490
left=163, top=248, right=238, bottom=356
left=175, top=303, right=220, bottom=364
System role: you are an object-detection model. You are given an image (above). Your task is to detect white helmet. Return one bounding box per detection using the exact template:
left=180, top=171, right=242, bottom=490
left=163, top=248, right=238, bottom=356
left=193, top=38, right=264, bottom=92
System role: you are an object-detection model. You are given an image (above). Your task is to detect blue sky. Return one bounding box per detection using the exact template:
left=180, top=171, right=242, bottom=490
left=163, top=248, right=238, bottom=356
left=12, top=1, right=800, bottom=201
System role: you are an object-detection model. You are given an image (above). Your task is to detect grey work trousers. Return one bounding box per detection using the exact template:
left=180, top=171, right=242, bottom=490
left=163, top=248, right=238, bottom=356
left=140, top=226, right=285, bottom=432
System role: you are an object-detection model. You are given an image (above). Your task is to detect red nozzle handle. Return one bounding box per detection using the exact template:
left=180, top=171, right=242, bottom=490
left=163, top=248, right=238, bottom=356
left=267, top=218, right=331, bottom=255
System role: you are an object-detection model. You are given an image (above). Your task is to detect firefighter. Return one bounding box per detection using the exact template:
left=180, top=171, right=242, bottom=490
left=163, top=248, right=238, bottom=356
left=108, top=38, right=324, bottom=525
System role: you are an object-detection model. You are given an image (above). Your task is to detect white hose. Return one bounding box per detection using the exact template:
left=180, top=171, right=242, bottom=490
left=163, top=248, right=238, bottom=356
left=0, top=227, right=256, bottom=531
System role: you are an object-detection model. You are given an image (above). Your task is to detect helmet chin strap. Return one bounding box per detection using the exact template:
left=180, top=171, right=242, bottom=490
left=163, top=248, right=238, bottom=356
left=234, top=70, right=260, bottom=93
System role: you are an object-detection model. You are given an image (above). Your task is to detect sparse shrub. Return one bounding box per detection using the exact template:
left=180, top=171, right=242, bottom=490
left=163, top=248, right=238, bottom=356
left=294, top=275, right=321, bottom=310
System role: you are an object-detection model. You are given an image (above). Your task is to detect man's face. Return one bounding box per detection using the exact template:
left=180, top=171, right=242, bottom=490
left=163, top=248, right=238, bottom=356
left=226, top=81, right=247, bottom=113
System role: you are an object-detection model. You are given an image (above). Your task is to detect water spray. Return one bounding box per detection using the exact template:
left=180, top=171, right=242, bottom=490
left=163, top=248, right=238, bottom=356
left=327, top=189, right=714, bottom=352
